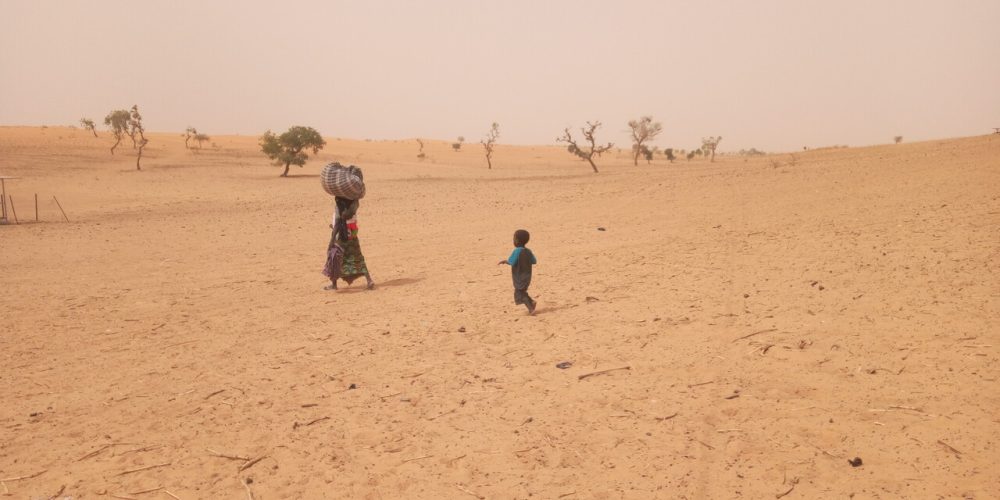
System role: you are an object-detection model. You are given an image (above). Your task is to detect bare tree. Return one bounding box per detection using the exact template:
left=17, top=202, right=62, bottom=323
left=129, top=105, right=148, bottom=170
left=894, top=136, right=903, bottom=144
left=80, top=118, right=98, bottom=137
left=557, top=121, right=614, bottom=173
left=104, top=109, right=130, bottom=155
left=701, top=136, right=722, bottom=162
left=481, top=122, right=499, bottom=169
left=628, top=116, right=662, bottom=166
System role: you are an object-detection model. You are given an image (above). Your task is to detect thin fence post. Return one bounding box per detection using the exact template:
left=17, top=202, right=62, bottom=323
left=35, top=193, right=38, bottom=221
left=9, top=196, right=18, bottom=224
left=53, top=195, right=69, bottom=222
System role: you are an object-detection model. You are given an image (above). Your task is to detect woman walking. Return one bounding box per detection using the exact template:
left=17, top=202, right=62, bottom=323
left=323, top=196, right=374, bottom=290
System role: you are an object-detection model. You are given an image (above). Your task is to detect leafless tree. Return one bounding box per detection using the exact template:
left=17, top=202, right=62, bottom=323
left=628, top=116, right=662, bottom=166
left=481, top=123, right=499, bottom=169
left=557, top=121, right=614, bottom=173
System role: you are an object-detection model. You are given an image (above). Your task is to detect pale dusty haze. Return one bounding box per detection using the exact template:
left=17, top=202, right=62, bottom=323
left=2, top=0, right=998, bottom=150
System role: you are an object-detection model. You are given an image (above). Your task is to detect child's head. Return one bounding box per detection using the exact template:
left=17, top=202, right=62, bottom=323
left=513, top=229, right=530, bottom=247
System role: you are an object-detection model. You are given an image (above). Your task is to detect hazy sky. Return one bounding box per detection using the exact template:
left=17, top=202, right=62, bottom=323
left=2, top=0, right=998, bottom=151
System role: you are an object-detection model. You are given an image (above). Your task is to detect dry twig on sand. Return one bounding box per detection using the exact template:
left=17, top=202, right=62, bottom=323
left=119, top=445, right=162, bottom=456
left=204, top=390, right=226, bottom=400
left=239, top=456, right=268, bottom=472
left=207, top=449, right=250, bottom=461
left=775, top=478, right=799, bottom=498
left=578, top=366, right=631, bottom=380
left=0, top=470, right=46, bottom=482
left=165, top=339, right=198, bottom=348
left=163, top=490, right=181, bottom=499
left=293, top=416, right=330, bottom=429
left=937, top=440, right=962, bottom=457
left=115, top=463, right=171, bottom=476
left=401, top=455, right=434, bottom=464
left=428, top=408, right=457, bottom=421
left=128, top=486, right=164, bottom=495
left=77, top=444, right=113, bottom=461
left=732, top=328, right=778, bottom=343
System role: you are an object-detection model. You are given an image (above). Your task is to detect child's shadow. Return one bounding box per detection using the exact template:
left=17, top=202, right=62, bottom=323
left=532, top=303, right=577, bottom=316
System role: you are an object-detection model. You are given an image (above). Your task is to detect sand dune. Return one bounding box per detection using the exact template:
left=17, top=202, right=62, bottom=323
left=1, top=127, right=998, bottom=498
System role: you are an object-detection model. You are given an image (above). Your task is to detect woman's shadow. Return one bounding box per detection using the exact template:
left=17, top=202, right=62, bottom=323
left=334, top=277, right=424, bottom=293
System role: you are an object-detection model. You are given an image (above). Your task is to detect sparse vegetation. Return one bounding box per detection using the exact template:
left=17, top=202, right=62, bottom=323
left=557, top=121, right=614, bottom=173
left=416, top=139, right=426, bottom=160
left=104, top=109, right=130, bottom=155
left=686, top=151, right=696, bottom=161
left=184, top=127, right=198, bottom=149
left=628, top=116, right=662, bottom=166
left=452, top=136, right=465, bottom=151
left=894, top=136, right=903, bottom=144
left=638, top=145, right=655, bottom=164
left=481, top=123, right=499, bottom=169
left=129, top=105, right=148, bottom=170
left=79, top=118, right=98, bottom=137
left=738, top=148, right=766, bottom=156
left=663, top=148, right=675, bottom=162
left=193, top=133, right=210, bottom=149
left=701, top=136, right=722, bottom=162
left=259, top=126, right=326, bottom=177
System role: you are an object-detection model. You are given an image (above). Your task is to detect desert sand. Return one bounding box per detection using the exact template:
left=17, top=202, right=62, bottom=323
left=1, top=126, right=998, bottom=499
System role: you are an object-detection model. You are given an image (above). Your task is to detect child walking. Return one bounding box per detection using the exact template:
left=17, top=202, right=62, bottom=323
left=498, top=229, right=537, bottom=314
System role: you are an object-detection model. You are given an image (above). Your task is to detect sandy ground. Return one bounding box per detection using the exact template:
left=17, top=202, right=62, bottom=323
left=1, top=126, right=998, bottom=499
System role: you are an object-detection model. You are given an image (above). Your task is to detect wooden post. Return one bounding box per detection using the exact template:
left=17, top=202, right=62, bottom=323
left=35, top=193, right=38, bottom=221
left=53, top=195, right=69, bottom=222
left=1, top=178, right=6, bottom=221
left=8, top=196, right=18, bottom=224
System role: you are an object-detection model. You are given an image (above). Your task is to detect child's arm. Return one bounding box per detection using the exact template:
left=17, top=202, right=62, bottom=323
left=499, top=248, right=521, bottom=265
